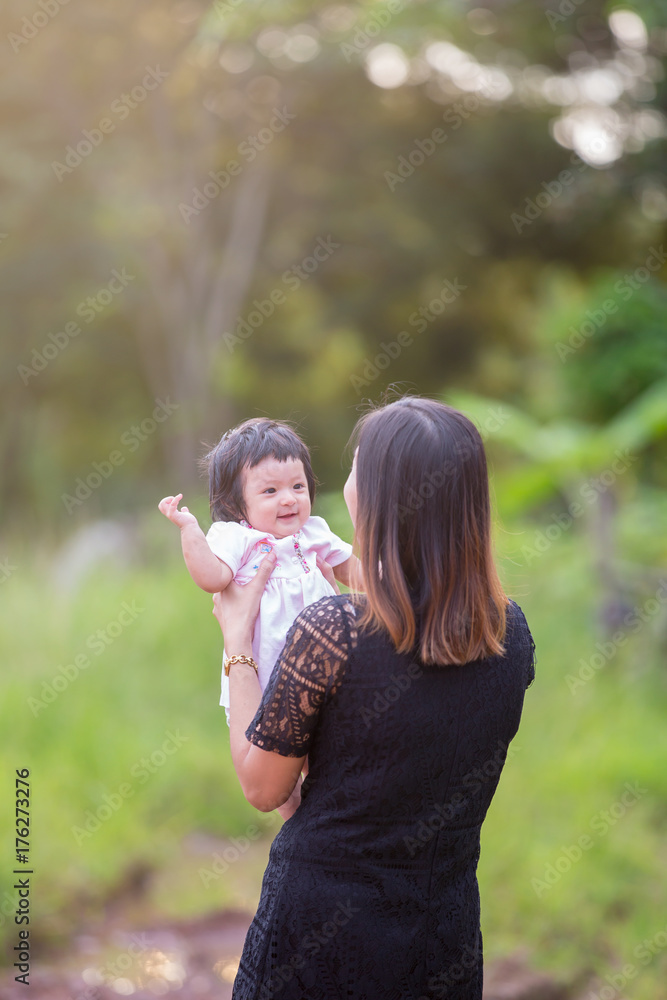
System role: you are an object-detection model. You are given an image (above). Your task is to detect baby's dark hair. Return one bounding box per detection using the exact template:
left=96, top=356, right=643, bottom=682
left=202, top=417, right=317, bottom=523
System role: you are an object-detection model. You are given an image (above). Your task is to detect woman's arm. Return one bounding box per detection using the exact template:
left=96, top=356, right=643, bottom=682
left=159, top=494, right=233, bottom=593
left=276, top=776, right=304, bottom=820
left=213, top=552, right=306, bottom=813
left=332, top=554, right=362, bottom=591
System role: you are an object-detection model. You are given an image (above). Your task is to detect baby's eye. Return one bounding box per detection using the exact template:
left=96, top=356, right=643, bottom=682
left=263, top=487, right=276, bottom=494
left=294, top=483, right=305, bottom=490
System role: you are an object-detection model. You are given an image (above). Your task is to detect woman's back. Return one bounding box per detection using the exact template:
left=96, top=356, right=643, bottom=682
left=238, top=594, right=535, bottom=1000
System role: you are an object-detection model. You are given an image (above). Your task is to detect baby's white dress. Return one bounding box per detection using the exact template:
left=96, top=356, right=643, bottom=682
left=205, top=515, right=353, bottom=723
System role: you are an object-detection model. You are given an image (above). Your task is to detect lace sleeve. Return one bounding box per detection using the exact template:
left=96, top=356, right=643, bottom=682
left=246, top=595, right=356, bottom=757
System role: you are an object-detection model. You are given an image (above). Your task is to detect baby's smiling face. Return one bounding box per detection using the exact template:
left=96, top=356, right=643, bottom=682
left=242, top=456, right=311, bottom=538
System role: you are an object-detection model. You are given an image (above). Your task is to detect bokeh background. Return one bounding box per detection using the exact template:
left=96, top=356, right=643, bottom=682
left=2, top=0, right=667, bottom=996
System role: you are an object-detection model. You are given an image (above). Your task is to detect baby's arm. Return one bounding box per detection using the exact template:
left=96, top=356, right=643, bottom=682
left=158, top=494, right=234, bottom=594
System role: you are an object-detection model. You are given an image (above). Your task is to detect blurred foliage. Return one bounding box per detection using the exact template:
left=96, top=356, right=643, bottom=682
left=559, top=278, right=667, bottom=426
left=450, top=375, right=667, bottom=509
left=529, top=265, right=667, bottom=433
left=0, top=0, right=665, bottom=537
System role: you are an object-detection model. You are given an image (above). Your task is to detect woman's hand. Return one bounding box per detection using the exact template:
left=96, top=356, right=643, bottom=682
left=317, top=556, right=340, bottom=594
left=212, top=549, right=277, bottom=648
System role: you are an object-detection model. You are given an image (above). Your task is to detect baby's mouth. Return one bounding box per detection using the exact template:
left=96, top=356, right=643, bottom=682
left=278, top=512, right=298, bottom=519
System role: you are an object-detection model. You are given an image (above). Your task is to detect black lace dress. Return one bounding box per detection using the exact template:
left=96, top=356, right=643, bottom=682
left=233, top=595, right=535, bottom=1000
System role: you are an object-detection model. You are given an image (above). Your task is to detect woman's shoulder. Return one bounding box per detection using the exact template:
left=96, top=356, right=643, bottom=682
left=505, top=598, right=531, bottom=636
left=298, top=592, right=359, bottom=626
left=294, top=593, right=359, bottom=650
left=503, top=598, right=536, bottom=684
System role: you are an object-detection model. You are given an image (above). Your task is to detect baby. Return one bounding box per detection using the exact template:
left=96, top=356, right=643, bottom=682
left=159, top=415, right=356, bottom=742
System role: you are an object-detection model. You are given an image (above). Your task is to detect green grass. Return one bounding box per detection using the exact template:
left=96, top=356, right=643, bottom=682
left=2, top=502, right=667, bottom=996
left=1, top=544, right=273, bottom=951
left=480, top=517, right=667, bottom=995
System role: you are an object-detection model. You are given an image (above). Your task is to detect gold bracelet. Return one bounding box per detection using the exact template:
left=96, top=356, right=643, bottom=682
left=224, top=654, right=258, bottom=677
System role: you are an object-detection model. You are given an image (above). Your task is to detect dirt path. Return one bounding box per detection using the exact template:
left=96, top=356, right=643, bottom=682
left=0, top=919, right=589, bottom=1000
left=0, top=832, right=593, bottom=1000
left=0, top=907, right=251, bottom=1000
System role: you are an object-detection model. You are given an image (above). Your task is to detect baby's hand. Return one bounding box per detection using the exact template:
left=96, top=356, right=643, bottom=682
left=158, top=494, right=199, bottom=530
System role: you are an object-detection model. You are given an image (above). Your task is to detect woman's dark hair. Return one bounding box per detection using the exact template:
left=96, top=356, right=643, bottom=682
left=202, top=418, right=317, bottom=523
left=350, top=396, right=507, bottom=666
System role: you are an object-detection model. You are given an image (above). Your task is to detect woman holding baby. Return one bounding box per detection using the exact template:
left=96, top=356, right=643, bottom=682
left=198, top=395, right=533, bottom=1000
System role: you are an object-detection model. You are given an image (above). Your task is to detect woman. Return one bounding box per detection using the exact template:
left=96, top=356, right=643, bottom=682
left=214, top=397, right=535, bottom=1000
